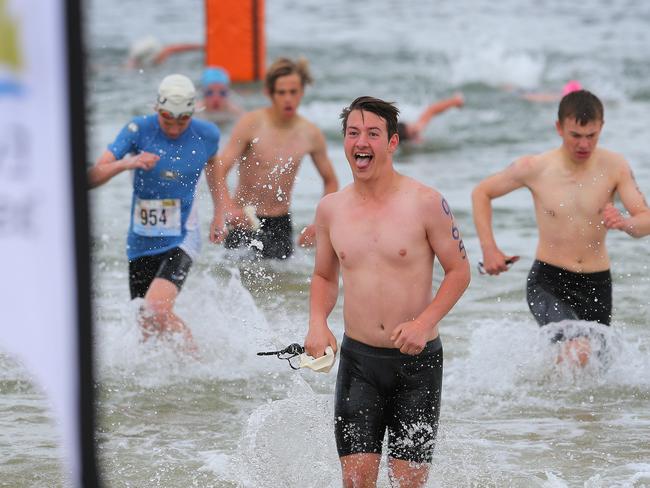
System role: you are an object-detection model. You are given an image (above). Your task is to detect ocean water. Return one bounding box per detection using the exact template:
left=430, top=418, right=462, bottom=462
left=2, top=0, right=650, bottom=486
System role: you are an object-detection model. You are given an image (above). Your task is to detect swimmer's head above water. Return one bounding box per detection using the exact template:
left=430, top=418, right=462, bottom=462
left=156, top=73, right=197, bottom=118
left=397, top=121, right=410, bottom=142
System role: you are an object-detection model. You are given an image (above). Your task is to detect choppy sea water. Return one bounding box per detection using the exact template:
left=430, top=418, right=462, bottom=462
left=2, top=0, right=650, bottom=486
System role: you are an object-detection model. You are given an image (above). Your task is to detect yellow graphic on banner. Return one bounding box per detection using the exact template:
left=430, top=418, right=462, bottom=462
left=0, top=0, right=22, bottom=71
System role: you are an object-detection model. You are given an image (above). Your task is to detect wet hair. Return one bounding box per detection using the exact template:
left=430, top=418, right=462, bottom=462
left=265, top=57, right=313, bottom=93
left=558, top=90, right=604, bottom=126
left=340, top=96, right=400, bottom=140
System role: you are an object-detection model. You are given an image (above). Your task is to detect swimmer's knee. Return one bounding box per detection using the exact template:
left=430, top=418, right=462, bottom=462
left=387, top=457, right=430, bottom=486
left=340, top=454, right=380, bottom=488
left=140, top=298, right=174, bottom=321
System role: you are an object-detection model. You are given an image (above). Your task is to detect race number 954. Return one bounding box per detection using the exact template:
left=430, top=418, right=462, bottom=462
left=140, top=208, right=168, bottom=226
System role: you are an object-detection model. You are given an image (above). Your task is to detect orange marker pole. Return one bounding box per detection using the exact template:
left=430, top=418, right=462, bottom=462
left=204, top=0, right=265, bottom=82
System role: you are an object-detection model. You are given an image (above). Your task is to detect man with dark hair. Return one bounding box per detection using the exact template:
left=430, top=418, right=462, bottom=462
left=211, top=57, right=338, bottom=258
left=557, top=88, right=603, bottom=123
left=305, top=96, right=470, bottom=486
left=472, top=90, right=650, bottom=365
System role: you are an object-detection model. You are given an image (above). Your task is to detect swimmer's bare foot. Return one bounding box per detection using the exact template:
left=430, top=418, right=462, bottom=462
left=556, top=337, right=591, bottom=367
left=138, top=311, right=200, bottom=359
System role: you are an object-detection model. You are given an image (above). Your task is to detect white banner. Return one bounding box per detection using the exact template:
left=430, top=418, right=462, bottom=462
left=1, top=0, right=82, bottom=485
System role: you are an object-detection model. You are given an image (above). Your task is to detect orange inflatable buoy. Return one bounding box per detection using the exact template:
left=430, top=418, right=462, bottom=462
left=204, top=0, right=265, bottom=83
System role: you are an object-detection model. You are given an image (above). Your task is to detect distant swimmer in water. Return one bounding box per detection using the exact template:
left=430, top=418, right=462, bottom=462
left=472, top=89, right=650, bottom=366
left=88, top=74, right=222, bottom=353
left=211, top=57, right=339, bottom=258
left=126, top=36, right=203, bottom=69
left=504, top=79, right=583, bottom=103
left=304, top=96, right=470, bottom=486
left=195, top=66, right=244, bottom=125
left=396, top=92, right=464, bottom=144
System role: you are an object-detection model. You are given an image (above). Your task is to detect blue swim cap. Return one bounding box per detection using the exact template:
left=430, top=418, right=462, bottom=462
left=202, top=67, right=230, bottom=86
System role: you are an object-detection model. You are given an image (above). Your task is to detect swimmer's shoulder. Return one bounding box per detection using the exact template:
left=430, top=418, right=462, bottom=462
left=507, top=152, right=551, bottom=180
left=127, top=114, right=155, bottom=130
left=291, top=114, right=326, bottom=141
left=314, top=189, right=341, bottom=224
left=318, top=184, right=352, bottom=210
left=407, top=177, right=446, bottom=214
left=594, top=147, right=632, bottom=181
left=595, top=146, right=627, bottom=165
left=191, top=117, right=221, bottom=139
left=228, top=109, right=264, bottom=138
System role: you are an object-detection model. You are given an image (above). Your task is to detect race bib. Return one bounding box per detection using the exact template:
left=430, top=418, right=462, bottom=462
left=133, top=198, right=181, bottom=237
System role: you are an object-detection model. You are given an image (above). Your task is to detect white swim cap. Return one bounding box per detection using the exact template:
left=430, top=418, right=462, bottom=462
left=156, top=74, right=196, bottom=116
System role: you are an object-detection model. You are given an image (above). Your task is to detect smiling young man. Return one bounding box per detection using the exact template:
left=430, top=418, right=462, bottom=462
left=88, top=74, right=221, bottom=352
left=211, top=57, right=338, bottom=258
left=472, top=90, right=650, bottom=364
left=304, top=96, right=470, bottom=487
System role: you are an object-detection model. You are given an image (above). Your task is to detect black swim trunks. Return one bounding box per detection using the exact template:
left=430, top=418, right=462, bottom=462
left=224, top=213, right=293, bottom=259
left=128, top=247, right=193, bottom=299
left=526, top=260, right=612, bottom=332
left=334, top=335, right=443, bottom=464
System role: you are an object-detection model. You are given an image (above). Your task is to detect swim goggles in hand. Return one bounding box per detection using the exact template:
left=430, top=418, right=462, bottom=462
left=257, top=343, right=336, bottom=373
left=477, top=258, right=516, bottom=275
left=257, top=343, right=305, bottom=370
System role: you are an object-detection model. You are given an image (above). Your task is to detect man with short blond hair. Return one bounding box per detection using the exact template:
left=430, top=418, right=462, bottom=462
left=211, top=57, right=338, bottom=259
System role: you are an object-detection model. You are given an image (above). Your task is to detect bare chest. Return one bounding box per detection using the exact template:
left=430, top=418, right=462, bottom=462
left=330, top=206, right=428, bottom=269
left=531, top=170, right=615, bottom=222
left=242, top=131, right=311, bottom=176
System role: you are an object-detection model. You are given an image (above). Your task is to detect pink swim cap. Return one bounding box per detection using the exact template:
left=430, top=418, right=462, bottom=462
left=562, top=80, right=582, bottom=96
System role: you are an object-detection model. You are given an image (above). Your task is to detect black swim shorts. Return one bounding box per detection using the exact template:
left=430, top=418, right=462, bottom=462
left=334, top=335, right=443, bottom=464
left=224, top=213, right=293, bottom=259
left=526, top=259, right=612, bottom=330
left=128, top=247, right=193, bottom=299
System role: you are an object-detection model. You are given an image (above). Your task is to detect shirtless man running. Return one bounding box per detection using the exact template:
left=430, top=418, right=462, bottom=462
left=472, top=90, right=650, bottom=364
left=304, top=96, right=470, bottom=487
left=210, top=57, right=338, bottom=258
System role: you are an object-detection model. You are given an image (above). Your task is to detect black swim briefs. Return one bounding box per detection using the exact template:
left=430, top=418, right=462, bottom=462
left=526, top=259, right=612, bottom=329
left=334, top=335, right=443, bottom=464
left=224, top=213, right=293, bottom=259
left=128, top=247, right=193, bottom=299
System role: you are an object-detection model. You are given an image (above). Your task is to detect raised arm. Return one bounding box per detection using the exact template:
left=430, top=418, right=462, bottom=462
left=304, top=196, right=340, bottom=358
left=152, top=43, right=203, bottom=65
left=471, top=158, right=529, bottom=274
left=604, top=162, right=650, bottom=237
left=88, top=150, right=159, bottom=189
left=411, top=93, right=464, bottom=134
left=207, top=114, right=254, bottom=243
left=298, top=128, right=339, bottom=247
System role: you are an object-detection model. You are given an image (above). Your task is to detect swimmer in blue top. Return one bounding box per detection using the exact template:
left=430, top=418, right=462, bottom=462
left=89, top=74, right=221, bottom=352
